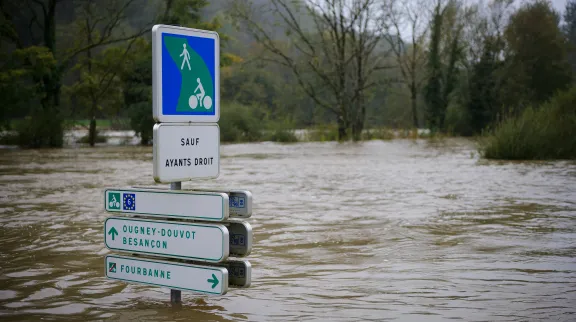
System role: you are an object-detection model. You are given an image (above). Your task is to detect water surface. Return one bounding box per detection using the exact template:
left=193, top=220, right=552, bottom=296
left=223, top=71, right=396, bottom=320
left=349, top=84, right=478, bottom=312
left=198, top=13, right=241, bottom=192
left=1, top=139, right=575, bottom=321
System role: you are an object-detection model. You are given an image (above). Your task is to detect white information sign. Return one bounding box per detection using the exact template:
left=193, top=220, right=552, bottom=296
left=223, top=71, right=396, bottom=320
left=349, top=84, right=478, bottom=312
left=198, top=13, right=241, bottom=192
left=104, top=188, right=228, bottom=221
left=153, top=123, right=220, bottom=183
left=105, top=217, right=229, bottom=262
left=106, top=255, right=228, bottom=295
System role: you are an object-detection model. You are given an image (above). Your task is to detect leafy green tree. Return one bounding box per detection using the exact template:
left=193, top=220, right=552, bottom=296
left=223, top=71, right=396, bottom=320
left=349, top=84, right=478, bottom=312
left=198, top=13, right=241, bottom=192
left=123, top=0, right=233, bottom=145
left=1, top=0, right=151, bottom=147
left=467, top=36, right=503, bottom=134
left=501, top=0, right=572, bottom=112
left=424, top=1, right=446, bottom=132
left=0, top=47, right=57, bottom=145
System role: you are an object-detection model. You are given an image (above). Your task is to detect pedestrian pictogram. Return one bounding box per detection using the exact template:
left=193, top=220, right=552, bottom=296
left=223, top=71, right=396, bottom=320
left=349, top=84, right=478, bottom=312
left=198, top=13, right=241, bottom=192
left=109, top=262, right=116, bottom=273
left=180, top=43, right=191, bottom=70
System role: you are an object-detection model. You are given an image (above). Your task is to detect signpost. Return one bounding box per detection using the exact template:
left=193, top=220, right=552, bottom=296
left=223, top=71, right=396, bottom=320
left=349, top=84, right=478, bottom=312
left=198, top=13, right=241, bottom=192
left=104, top=188, right=229, bottom=221
left=105, top=217, right=229, bottom=262
left=103, top=24, right=253, bottom=302
left=153, top=123, right=220, bottom=183
left=106, top=255, right=228, bottom=295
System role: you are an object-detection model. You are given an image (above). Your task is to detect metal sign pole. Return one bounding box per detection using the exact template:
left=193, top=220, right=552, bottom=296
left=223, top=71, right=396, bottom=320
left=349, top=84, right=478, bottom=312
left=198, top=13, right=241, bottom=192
left=170, top=181, right=182, bottom=304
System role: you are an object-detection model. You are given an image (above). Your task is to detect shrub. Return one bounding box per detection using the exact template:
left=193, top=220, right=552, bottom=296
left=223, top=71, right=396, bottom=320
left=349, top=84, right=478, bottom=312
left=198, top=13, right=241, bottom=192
left=362, top=128, right=395, bottom=140
left=305, top=124, right=339, bottom=141
left=76, top=134, right=107, bottom=144
left=481, top=87, right=576, bottom=160
left=128, top=102, right=154, bottom=145
left=15, top=111, right=64, bottom=148
left=265, top=128, right=298, bottom=142
left=219, top=102, right=263, bottom=142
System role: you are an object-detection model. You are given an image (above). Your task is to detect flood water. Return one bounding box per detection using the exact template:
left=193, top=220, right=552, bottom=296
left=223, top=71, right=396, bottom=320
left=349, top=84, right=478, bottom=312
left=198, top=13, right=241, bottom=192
left=1, top=139, right=575, bottom=321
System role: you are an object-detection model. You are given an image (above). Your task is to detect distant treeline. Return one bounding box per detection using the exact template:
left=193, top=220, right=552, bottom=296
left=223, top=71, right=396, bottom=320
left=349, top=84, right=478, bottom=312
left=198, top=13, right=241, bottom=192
left=1, top=0, right=575, bottom=158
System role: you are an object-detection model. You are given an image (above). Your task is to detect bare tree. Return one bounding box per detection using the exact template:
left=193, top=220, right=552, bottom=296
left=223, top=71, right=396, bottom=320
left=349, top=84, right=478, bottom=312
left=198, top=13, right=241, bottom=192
left=232, top=0, right=391, bottom=141
left=382, top=0, right=429, bottom=128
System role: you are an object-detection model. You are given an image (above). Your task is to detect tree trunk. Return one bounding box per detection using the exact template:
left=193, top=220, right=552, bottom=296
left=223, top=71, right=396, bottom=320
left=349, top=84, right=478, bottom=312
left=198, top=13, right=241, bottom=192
left=337, top=115, right=348, bottom=141
left=352, top=100, right=366, bottom=141
left=89, top=117, right=97, bottom=147
left=410, top=83, right=419, bottom=128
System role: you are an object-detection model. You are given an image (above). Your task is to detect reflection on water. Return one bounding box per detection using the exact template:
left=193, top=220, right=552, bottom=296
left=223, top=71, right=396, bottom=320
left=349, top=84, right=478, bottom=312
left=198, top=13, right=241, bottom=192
left=0, top=139, right=575, bottom=321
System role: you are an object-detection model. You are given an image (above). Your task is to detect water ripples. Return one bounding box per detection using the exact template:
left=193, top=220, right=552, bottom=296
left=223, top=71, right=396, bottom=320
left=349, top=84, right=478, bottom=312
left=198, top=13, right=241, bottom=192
left=1, top=140, right=575, bottom=321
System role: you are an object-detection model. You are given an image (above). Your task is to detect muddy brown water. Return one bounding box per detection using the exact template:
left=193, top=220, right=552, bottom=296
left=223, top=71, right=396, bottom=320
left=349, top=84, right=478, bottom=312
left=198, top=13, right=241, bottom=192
left=0, top=139, right=575, bottom=321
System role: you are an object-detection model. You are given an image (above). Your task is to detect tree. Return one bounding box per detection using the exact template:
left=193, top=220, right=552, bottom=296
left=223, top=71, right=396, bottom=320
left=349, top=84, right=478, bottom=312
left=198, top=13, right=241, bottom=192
left=382, top=0, right=429, bottom=128
left=424, top=1, right=446, bottom=132
left=122, top=0, right=230, bottom=145
left=501, top=0, right=572, bottom=112
left=232, top=0, right=391, bottom=141
left=1, top=0, right=151, bottom=147
left=463, top=0, right=511, bottom=134
left=423, top=0, right=468, bottom=132
left=66, top=0, right=145, bottom=146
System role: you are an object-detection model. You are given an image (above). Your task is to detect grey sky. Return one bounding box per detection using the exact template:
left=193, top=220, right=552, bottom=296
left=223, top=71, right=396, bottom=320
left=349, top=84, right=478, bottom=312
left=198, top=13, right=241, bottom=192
left=550, top=0, right=567, bottom=15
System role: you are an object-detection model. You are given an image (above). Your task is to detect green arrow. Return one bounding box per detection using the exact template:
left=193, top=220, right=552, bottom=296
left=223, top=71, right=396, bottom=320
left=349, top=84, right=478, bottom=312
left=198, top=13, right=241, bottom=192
left=108, top=227, right=118, bottom=241
left=207, top=274, right=219, bottom=289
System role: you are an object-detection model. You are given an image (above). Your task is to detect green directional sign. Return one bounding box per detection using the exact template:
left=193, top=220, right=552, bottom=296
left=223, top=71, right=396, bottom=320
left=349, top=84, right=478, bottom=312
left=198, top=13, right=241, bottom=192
left=105, top=217, right=229, bottom=262
left=104, top=188, right=228, bottom=221
left=106, top=255, right=228, bottom=295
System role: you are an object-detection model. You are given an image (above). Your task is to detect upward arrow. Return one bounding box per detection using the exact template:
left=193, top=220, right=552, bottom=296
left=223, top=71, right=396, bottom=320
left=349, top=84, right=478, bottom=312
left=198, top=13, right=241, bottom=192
left=108, top=227, right=118, bottom=241
left=207, top=273, right=219, bottom=289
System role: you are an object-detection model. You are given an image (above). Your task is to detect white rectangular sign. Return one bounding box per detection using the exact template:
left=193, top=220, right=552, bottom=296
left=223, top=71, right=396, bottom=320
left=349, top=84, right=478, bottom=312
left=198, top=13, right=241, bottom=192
left=153, top=123, right=220, bottom=183
left=104, top=188, right=228, bottom=221
left=106, top=255, right=228, bottom=295
left=152, top=24, right=220, bottom=123
left=105, top=217, right=229, bottom=262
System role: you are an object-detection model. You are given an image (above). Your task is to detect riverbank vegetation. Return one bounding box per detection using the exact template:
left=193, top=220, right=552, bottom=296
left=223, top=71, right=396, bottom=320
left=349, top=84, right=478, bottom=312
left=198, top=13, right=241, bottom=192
left=481, top=87, right=576, bottom=160
left=1, top=0, right=575, bottom=159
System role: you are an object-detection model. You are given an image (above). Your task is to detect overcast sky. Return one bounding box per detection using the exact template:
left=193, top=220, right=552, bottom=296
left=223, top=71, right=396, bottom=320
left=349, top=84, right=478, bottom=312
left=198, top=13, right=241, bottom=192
left=550, top=0, right=567, bottom=15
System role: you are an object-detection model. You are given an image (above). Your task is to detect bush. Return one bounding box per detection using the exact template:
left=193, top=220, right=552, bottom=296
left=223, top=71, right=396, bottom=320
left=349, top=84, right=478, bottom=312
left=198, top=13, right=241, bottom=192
left=362, top=128, right=395, bottom=140
left=0, top=131, right=18, bottom=145
left=76, top=134, right=107, bottom=144
left=305, top=124, right=339, bottom=141
left=265, top=128, right=298, bottom=142
left=481, top=87, right=576, bottom=160
left=15, top=111, right=64, bottom=148
left=128, top=102, right=154, bottom=145
left=219, top=102, right=263, bottom=142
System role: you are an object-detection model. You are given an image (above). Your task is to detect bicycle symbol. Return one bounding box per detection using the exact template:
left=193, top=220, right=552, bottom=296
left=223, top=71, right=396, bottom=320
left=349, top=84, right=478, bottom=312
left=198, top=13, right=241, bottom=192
left=189, top=78, right=213, bottom=110
left=109, top=195, right=120, bottom=209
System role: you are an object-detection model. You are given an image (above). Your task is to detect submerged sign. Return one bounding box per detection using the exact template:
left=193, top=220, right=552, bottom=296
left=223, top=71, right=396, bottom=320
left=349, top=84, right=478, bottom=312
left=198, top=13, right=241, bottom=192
left=153, top=123, right=220, bottom=182
left=190, top=189, right=253, bottom=218
left=104, top=188, right=229, bottom=221
left=152, top=24, right=220, bottom=123
left=106, top=255, right=228, bottom=295
left=105, top=217, right=229, bottom=262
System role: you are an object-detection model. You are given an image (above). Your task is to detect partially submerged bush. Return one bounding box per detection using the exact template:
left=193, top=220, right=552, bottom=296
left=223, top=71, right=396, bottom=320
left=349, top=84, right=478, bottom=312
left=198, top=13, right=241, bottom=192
left=481, top=87, right=576, bottom=160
